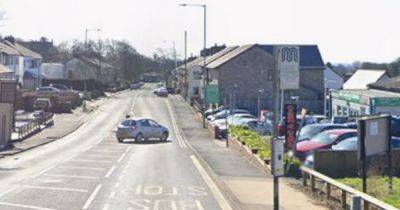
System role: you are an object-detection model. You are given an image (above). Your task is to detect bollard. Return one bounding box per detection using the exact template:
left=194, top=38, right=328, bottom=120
left=351, top=195, right=361, bottom=210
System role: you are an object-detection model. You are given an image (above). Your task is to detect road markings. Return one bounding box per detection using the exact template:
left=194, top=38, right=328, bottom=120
left=68, top=159, right=113, bottom=163
left=105, top=166, right=116, bottom=178
left=166, top=100, right=188, bottom=148
left=118, top=175, right=124, bottom=181
left=59, top=166, right=105, bottom=171
left=125, top=146, right=132, bottom=153
left=190, top=155, right=232, bottom=210
left=21, top=185, right=88, bottom=193
left=0, top=185, right=19, bottom=199
left=117, top=153, right=126, bottom=162
left=82, top=184, right=102, bottom=210
left=0, top=202, right=55, bottom=210
left=44, top=174, right=100, bottom=179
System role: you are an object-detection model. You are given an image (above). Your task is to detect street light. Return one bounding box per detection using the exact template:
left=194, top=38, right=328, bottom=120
left=83, top=28, right=101, bottom=99
left=179, top=3, right=207, bottom=128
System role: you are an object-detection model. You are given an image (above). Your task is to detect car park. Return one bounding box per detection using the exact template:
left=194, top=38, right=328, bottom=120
left=207, top=109, right=250, bottom=121
left=116, top=118, right=169, bottom=142
left=298, top=123, right=349, bottom=142
left=246, top=119, right=273, bottom=135
left=296, top=129, right=357, bottom=160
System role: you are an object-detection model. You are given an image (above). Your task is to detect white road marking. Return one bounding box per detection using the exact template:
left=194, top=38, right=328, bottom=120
left=166, top=99, right=188, bottom=148
left=105, top=166, right=116, bottom=178
left=82, top=184, right=102, bottom=210
left=87, top=150, right=121, bottom=154
left=0, top=185, right=19, bottom=199
left=118, top=175, right=124, bottom=181
left=103, top=203, right=110, bottom=210
left=0, top=202, right=55, bottom=210
left=125, top=146, right=132, bottom=153
left=109, top=191, right=116, bottom=199
left=44, top=174, right=100, bottom=179
left=21, top=185, right=88, bottom=193
left=117, top=153, right=126, bottom=162
left=190, top=155, right=232, bottom=210
left=32, top=165, right=57, bottom=178
left=59, top=166, right=105, bottom=171
left=68, top=159, right=112, bottom=163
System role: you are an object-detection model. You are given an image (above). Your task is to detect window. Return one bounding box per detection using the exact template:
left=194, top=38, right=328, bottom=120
left=122, top=120, right=131, bottom=126
left=193, top=87, right=199, bottom=95
left=148, top=120, right=160, bottom=127
left=336, top=105, right=342, bottom=116
left=140, top=120, right=150, bottom=127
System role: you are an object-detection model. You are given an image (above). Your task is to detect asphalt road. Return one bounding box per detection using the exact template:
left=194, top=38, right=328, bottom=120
left=0, top=85, right=230, bottom=210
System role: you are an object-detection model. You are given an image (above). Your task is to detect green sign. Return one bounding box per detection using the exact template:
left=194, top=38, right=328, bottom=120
left=205, top=84, right=219, bottom=104
left=372, top=98, right=400, bottom=106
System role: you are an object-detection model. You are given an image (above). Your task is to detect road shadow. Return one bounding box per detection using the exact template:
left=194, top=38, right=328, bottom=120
left=121, top=140, right=172, bottom=145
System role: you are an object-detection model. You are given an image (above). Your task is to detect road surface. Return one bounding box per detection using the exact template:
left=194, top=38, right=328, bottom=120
left=0, top=86, right=230, bottom=210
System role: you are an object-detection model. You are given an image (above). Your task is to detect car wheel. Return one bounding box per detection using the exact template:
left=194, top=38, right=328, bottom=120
left=160, top=132, right=168, bottom=141
left=135, top=133, right=144, bottom=141
left=117, top=138, right=123, bottom=143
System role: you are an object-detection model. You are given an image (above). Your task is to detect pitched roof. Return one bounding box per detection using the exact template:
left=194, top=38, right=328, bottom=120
left=0, top=42, right=20, bottom=55
left=4, top=41, right=42, bottom=59
left=205, top=44, right=325, bottom=70
left=206, top=44, right=256, bottom=69
left=0, top=63, right=13, bottom=74
left=368, top=75, right=400, bottom=93
left=258, top=45, right=325, bottom=69
left=203, top=46, right=238, bottom=66
left=343, top=69, right=387, bottom=90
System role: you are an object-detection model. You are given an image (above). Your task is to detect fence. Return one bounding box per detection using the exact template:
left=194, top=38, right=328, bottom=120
left=301, top=166, right=397, bottom=210
left=15, top=113, right=53, bottom=140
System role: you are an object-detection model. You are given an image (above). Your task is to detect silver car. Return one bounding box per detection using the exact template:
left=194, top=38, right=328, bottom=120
left=116, top=118, right=169, bottom=142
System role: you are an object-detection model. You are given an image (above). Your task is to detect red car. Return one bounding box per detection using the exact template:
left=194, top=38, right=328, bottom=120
left=296, top=129, right=357, bottom=160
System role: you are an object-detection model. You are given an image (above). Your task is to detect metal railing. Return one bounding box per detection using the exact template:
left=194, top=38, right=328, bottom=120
left=301, top=166, right=398, bottom=210
left=15, top=113, right=53, bottom=140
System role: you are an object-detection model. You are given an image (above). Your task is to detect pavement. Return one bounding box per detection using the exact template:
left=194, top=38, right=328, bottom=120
left=0, top=85, right=329, bottom=210
left=0, top=96, right=109, bottom=158
left=169, top=94, right=327, bottom=210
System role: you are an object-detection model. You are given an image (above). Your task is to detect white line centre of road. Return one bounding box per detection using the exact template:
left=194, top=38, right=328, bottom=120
left=105, top=165, right=116, bottom=178
left=117, top=153, right=126, bottom=163
left=59, top=166, right=105, bottom=171
left=82, top=184, right=102, bottom=210
left=190, top=155, right=232, bottom=210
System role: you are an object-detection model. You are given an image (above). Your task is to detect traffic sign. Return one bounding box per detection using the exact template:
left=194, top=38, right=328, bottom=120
left=277, top=45, right=300, bottom=90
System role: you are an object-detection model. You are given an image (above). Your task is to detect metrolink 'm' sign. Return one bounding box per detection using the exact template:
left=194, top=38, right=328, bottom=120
left=277, top=46, right=300, bottom=90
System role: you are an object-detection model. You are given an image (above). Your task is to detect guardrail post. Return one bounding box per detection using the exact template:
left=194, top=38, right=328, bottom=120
left=311, top=176, right=316, bottom=192
left=341, top=190, right=347, bottom=209
left=302, top=172, right=307, bottom=186
left=325, top=183, right=331, bottom=199
left=351, top=195, right=361, bottom=210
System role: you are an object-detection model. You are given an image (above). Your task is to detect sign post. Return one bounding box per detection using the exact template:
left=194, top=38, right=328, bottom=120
left=284, top=104, right=297, bottom=149
left=271, top=45, right=300, bottom=210
left=358, top=115, right=391, bottom=194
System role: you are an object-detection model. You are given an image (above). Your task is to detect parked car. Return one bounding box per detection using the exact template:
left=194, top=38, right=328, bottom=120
left=205, top=106, right=226, bottom=117
left=246, top=119, right=273, bottom=135
left=296, top=129, right=357, bottom=160
left=344, top=116, right=400, bottom=137
left=207, top=109, right=250, bottom=121
left=298, top=123, right=349, bottom=142
left=212, top=113, right=256, bottom=127
left=130, top=83, right=142, bottom=90
left=116, top=118, right=169, bottom=142
left=153, top=87, right=168, bottom=97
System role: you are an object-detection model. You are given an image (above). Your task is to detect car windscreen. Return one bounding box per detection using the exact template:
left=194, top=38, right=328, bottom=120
left=333, top=137, right=357, bottom=150
left=299, top=125, right=322, bottom=140
left=310, top=132, right=338, bottom=145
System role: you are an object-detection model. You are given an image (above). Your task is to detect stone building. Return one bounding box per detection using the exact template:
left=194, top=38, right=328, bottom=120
left=204, top=44, right=325, bottom=114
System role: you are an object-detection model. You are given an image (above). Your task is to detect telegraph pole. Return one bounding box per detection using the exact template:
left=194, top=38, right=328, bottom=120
left=272, top=47, right=281, bottom=210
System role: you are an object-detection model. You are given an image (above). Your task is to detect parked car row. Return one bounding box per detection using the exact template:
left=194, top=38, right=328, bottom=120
left=205, top=107, right=273, bottom=137
left=130, top=82, right=145, bottom=90
left=295, top=116, right=400, bottom=168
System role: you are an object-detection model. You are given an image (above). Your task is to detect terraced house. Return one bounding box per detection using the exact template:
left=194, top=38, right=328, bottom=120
left=201, top=44, right=325, bottom=114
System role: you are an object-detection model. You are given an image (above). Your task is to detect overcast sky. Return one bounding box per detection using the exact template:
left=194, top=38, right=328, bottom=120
left=1, top=0, right=400, bottom=63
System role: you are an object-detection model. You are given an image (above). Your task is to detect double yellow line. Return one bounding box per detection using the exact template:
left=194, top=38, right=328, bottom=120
left=166, top=99, right=188, bottom=149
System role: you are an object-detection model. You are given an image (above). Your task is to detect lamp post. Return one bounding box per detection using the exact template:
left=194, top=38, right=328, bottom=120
left=179, top=3, right=207, bottom=128
left=84, top=28, right=101, bottom=97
